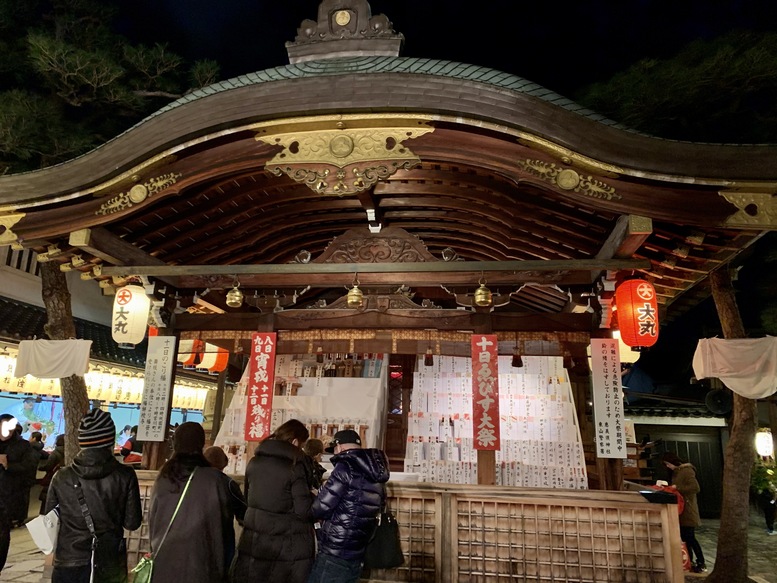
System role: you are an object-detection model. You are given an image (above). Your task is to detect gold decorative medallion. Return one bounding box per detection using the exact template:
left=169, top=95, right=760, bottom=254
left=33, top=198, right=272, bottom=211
left=329, top=135, right=355, bottom=158
left=517, top=159, right=621, bottom=201
left=556, top=169, right=581, bottom=190
left=335, top=10, right=351, bottom=25
left=96, top=172, right=182, bottom=216
left=258, top=122, right=433, bottom=196
left=128, top=184, right=149, bottom=203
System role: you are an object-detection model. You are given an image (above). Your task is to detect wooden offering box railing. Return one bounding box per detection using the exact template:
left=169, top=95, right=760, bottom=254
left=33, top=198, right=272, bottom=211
left=131, top=473, right=683, bottom=583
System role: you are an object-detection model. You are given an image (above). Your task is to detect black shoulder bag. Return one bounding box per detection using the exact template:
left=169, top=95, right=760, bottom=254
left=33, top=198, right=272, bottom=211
left=362, top=486, right=404, bottom=570
left=73, top=477, right=127, bottom=583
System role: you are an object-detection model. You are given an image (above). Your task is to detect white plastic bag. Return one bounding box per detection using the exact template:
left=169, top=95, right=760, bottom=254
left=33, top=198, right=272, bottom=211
left=26, top=507, right=59, bottom=555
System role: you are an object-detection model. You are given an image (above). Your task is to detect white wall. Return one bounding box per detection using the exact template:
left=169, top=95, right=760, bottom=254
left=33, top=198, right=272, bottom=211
left=0, top=263, right=113, bottom=326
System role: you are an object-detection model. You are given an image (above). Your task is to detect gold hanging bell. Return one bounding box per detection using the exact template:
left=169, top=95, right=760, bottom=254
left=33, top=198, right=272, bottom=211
left=226, top=278, right=243, bottom=308
left=474, top=281, right=493, bottom=307
left=347, top=283, right=364, bottom=309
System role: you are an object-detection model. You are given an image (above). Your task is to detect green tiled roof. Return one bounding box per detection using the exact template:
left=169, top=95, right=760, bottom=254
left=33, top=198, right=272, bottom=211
left=140, top=56, right=625, bottom=130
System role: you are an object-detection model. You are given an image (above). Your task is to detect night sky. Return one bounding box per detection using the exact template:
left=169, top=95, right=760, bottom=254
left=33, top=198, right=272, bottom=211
left=117, top=0, right=777, bottom=98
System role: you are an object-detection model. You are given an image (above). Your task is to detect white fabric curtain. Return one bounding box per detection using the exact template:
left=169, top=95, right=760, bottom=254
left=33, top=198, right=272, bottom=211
left=692, top=337, right=777, bottom=399
left=15, top=339, right=92, bottom=378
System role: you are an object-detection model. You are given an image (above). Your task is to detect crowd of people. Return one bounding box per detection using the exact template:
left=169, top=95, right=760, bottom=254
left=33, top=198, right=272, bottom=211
left=0, top=411, right=390, bottom=583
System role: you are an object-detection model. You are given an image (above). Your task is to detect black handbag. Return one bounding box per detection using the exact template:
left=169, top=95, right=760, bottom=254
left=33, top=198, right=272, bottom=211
left=363, top=495, right=404, bottom=570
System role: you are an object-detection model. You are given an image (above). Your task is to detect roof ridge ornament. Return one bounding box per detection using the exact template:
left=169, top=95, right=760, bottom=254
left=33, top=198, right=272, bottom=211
left=286, top=0, right=404, bottom=64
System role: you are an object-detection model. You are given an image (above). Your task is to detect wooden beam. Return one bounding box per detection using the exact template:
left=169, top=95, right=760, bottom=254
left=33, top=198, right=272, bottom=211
left=596, top=215, right=653, bottom=260
left=69, top=227, right=181, bottom=287
left=102, top=258, right=650, bottom=290
left=173, top=310, right=594, bottom=333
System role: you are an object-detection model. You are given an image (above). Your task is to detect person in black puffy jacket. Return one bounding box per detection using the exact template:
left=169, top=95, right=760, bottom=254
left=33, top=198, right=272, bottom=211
left=45, top=408, right=142, bottom=583
left=306, top=429, right=390, bottom=583
left=231, top=419, right=315, bottom=583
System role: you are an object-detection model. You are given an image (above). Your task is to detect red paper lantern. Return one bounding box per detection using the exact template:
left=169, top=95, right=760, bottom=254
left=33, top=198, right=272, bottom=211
left=615, top=279, right=659, bottom=348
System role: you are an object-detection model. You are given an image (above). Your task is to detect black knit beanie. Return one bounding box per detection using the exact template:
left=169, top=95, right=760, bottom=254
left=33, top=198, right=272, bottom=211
left=78, top=408, right=116, bottom=449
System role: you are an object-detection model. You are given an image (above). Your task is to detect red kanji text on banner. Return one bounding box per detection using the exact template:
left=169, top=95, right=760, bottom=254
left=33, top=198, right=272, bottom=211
left=244, top=332, right=277, bottom=442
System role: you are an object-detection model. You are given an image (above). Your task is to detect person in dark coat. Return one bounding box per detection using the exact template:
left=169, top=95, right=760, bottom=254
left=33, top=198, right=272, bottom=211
left=757, top=485, right=777, bottom=535
left=231, top=419, right=315, bottom=583
left=1, top=414, right=36, bottom=572
left=45, top=408, right=142, bottom=583
left=149, top=423, right=235, bottom=583
left=306, top=429, right=390, bottom=583
left=0, top=415, right=37, bottom=530
left=30, top=431, right=49, bottom=463
left=303, top=438, right=327, bottom=491
left=38, top=433, right=65, bottom=514
left=663, top=451, right=706, bottom=573
left=204, top=445, right=247, bottom=568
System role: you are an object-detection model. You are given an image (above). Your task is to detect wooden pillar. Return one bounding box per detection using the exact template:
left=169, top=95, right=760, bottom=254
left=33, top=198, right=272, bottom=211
left=705, top=269, right=757, bottom=583
left=596, top=457, right=624, bottom=491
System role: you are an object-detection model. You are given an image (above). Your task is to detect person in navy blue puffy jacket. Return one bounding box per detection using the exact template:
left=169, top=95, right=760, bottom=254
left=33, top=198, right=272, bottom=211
left=306, top=429, right=389, bottom=583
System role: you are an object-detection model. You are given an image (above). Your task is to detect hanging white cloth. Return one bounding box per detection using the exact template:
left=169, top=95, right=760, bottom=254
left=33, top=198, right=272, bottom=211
left=692, top=337, right=777, bottom=399
left=213, top=365, right=250, bottom=447
left=15, top=339, right=93, bottom=378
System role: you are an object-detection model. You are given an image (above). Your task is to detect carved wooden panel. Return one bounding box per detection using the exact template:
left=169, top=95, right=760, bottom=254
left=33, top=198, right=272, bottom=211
left=314, top=226, right=440, bottom=264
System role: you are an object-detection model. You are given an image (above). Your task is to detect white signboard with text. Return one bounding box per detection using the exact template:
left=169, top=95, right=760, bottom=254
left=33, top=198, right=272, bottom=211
left=137, top=335, right=176, bottom=442
left=591, top=338, right=626, bottom=459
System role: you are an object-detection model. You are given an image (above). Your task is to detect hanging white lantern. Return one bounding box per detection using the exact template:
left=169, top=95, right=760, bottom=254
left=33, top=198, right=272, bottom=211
left=111, top=285, right=151, bottom=347
left=756, top=430, right=774, bottom=458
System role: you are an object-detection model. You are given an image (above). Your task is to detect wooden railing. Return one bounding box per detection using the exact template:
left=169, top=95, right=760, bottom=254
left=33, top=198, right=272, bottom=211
left=129, top=473, right=683, bottom=583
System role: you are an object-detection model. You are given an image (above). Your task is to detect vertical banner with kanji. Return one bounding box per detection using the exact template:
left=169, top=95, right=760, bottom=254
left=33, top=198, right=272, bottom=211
left=138, top=335, right=176, bottom=442
left=591, top=338, right=626, bottom=458
left=244, top=332, right=277, bottom=442
left=471, top=334, right=500, bottom=450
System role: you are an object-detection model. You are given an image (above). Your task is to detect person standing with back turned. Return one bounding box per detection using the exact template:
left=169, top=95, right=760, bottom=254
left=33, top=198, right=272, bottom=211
left=0, top=414, right=36, bottom=573
left=231, top=418, right=315, bottom=583
left=45, top=408, right=142, bottom=583
left=662, top=451, right=706, bottom=573
left=148, top=422, right=236, bottom=583
left=306, top=429, right=390, bottom=583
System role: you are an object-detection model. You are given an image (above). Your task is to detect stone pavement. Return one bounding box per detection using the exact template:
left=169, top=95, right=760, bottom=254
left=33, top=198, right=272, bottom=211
left=0, top=527, right=46, bottom=582
left=2, top=508, right=775, bottom=582
left=682, top=512, right=777, bottom=583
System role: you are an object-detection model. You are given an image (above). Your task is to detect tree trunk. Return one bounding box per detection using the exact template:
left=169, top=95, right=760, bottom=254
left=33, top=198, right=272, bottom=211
left=706, top=269, right=758, bottom=583
left=39, top=263, right=89, bottom=464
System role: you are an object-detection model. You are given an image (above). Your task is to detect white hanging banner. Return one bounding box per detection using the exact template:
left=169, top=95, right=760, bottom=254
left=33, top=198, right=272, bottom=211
left=137, top=336, right=176, bottom=442
left=693, top=337, right=777, bottom=399
left=14, top=339, right=92, bottom=378
left=591, top=338, right=626, bottom=459
left=214, top=365, right=250, bottom=447
left=111, top=285, right=150, bottom=346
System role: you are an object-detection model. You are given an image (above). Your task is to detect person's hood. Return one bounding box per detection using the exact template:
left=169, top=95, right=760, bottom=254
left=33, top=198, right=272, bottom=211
left=0, top=433, right=22, bottom=451
left=71, top=446, right=119, bottom=480
left=331, top=448, right=390, bottom=483
left=255, top=438, right=304, bottom=462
